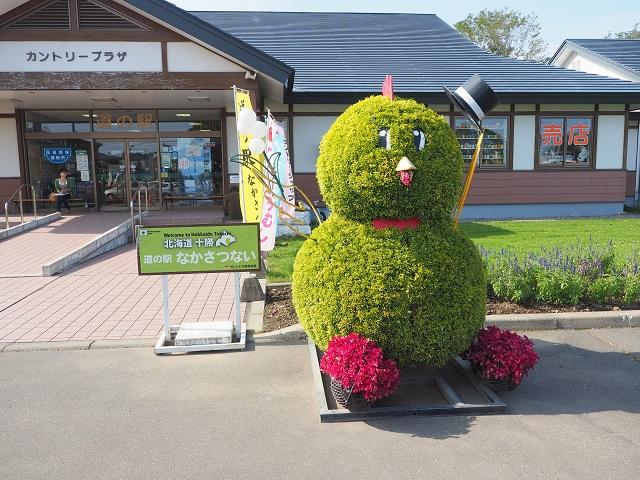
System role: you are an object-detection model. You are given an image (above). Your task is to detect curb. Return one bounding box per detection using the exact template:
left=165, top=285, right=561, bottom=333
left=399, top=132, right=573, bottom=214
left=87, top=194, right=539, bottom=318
left=252, top=324, right=307, bottom=344
left=0, top=212, right=61, bottom=241
left=42, top=212, right=146, bottom=276
left=3, top=310, right=638, bottom=352
left=0, top=338, right=156, bottom=353
left=486, top=309, right=640, bottom=330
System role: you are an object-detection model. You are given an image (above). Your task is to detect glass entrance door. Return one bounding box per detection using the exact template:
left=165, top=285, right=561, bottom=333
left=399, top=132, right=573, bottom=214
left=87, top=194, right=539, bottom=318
left=95, top=139, right=159, bottom=210
left=128, top=140, right=160, bottom=208
left=96, top=140, right=127, bottom=209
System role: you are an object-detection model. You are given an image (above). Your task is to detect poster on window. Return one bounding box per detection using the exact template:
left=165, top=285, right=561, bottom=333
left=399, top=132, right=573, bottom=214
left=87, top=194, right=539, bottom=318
left=176, top=137, right=212, bottom=195
left=539, top=117, right=591, bottom=166
left=564, top=118, right=591, bottom=165
left=539, top=118, right=564, bottom=165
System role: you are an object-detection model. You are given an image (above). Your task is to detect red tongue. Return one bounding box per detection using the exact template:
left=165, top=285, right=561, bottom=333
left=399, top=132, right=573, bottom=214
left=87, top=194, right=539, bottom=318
left=372, top=218, right=421, bottom=230
left=399, top=170, right=413, bottom=187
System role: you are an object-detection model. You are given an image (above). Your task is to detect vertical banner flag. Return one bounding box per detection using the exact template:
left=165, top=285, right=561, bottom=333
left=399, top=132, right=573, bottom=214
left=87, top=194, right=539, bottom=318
left=233, top=86, right=263, bottom=223
left=260, top=112, right=294, bottom=251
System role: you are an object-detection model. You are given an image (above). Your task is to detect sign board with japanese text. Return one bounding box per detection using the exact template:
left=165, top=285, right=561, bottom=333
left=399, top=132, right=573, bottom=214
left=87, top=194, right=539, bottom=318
left=0, top=41, right=162, bottom=72
left=43, top=147, right=72, bottom=164
left=137, top=224, right=260, bottom=275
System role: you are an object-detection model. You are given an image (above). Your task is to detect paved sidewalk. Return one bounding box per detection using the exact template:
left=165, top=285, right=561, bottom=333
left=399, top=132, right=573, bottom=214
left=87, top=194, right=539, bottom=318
left=0, top=328, right=638, bottom=480
left=0, top=212, right=129, bottom=276
left=0, top=245, right=240, bottom=343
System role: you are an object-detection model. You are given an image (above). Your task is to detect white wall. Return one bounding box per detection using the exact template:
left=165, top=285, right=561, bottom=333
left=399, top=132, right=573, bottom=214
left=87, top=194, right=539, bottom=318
left=627, top=128, right=638, bottom=171
left=596, top=115, right=625, bottom=169
left=0, top=118, right=20, bottom=177
left=512, top=115, right=535, bottom=170
left=292, top=116, right=337, bottom=173
left=565, top=51, right=639, bottom=82
left=166, top=42, right=244, bottom=73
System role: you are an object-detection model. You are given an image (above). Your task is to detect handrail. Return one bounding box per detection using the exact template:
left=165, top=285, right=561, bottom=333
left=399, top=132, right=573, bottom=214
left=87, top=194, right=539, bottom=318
left=4, top=184, right=37, bottom=230
left=130, top=183, right=149, bottom=242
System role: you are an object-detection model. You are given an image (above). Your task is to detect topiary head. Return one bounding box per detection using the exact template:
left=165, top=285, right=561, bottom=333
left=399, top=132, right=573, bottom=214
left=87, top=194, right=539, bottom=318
left=317, top=96, right=463, bottom=225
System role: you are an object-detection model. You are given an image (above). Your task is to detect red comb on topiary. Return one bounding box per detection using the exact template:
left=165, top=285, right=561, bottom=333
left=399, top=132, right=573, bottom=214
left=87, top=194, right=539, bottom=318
left=382, top=75, right=394, bottom=100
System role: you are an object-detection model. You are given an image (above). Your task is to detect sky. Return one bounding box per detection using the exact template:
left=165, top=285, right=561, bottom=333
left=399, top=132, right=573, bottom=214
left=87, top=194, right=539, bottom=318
left=168, top=0, right=639, bottom=56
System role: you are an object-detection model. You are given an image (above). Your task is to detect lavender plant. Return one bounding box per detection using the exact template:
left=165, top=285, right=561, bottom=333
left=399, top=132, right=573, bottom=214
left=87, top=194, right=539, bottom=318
left=483, top=240, right=639, bottom=306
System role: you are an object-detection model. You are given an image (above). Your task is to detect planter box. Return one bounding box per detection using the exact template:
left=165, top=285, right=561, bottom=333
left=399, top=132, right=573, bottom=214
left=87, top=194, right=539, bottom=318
left=308, top=340, right=507, bottom=422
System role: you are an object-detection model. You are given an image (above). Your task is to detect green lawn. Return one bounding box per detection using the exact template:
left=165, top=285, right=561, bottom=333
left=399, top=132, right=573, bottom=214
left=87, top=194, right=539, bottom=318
left=266, top=218, right=640, bottom=283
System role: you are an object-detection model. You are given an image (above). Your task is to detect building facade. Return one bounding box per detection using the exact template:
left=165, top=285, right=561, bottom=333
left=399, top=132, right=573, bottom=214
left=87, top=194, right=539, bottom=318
left=550, top=39, right=640, bottom=208
left=1, top=1, right=640, bottom=218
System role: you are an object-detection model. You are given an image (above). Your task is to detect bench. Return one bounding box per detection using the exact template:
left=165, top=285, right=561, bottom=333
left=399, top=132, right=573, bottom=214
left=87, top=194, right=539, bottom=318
left=162, top=195, right=223, bottom=211
left=12, top=197, right=95, bottom=212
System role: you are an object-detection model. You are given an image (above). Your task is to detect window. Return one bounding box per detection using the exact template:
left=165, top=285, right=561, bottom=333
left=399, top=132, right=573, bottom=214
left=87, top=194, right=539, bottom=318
left=25, top=111, right=91, bottom=133
left=539, top=117, right=592, bottom=167
left=454, top=117, right=508, bottom=168
left=160, top=137, right=223, bottom=197
left=158, top=110, right=221, bottom=132
left=26, top=139, right=94, bottom=200
left=92, top=110, right=156, bottom=133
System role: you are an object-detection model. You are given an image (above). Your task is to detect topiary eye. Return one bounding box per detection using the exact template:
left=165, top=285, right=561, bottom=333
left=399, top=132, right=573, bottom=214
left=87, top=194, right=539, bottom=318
left=378, top=128, right=391, bottom=150
left=413, top=129, right=426, bottom=151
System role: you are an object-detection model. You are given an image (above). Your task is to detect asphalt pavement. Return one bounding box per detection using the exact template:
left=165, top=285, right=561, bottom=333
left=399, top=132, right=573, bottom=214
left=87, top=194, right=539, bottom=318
left=0, top=328, right=639, bottom=480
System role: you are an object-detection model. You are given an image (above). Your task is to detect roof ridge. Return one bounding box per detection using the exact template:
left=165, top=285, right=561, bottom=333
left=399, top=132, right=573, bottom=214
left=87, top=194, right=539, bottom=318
left=187, top=11, right=438, bottom=15
left=568, top=38, right=640, bottom=42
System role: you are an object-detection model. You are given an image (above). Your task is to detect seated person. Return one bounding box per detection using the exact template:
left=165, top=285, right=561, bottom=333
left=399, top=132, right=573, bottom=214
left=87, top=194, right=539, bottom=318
left=54, top=168, right=75, bottom=214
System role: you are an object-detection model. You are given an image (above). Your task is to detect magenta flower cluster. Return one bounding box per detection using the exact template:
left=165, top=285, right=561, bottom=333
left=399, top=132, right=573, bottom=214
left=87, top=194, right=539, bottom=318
left=320, top=333, right=400, bottom=402
left=464, top=326, right=539, bottom=385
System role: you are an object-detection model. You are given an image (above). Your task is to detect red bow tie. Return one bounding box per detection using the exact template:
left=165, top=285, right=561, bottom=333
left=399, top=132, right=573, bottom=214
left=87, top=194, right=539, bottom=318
left=372, top=218, right=421, bottom=230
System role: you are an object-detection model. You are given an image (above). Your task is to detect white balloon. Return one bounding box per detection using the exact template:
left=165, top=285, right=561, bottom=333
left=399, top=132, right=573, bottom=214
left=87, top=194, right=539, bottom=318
left=238, top=108, right=256, bottom=126
left=251, top=120, right=267, bottom=138
left=237, top=119, right=253, bottom=135
left=249, top=137, right=266, bottom=154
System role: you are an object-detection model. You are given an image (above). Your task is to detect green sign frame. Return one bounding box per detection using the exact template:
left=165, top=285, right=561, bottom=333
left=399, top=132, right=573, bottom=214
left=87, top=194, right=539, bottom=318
left=137, top=223, right=261, bottom=275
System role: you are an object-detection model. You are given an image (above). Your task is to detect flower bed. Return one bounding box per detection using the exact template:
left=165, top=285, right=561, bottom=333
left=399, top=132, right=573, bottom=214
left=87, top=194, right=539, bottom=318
left=262, top=284, right=640, bottom=334
left=483, top=241, right=640, bottom=306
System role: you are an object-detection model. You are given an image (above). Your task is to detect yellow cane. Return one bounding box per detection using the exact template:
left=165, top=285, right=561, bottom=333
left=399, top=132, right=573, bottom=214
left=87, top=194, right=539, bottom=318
left=454, top=129, right=484, bottom=228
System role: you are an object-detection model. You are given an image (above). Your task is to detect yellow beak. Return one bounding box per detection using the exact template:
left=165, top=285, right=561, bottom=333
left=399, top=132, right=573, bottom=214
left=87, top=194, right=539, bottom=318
left=395, top=156, right=416, bottom=172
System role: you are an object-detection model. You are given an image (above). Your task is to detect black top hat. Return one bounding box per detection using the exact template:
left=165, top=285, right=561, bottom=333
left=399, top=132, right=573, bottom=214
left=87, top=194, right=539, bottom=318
left=443, top=74, right=500, bottom=130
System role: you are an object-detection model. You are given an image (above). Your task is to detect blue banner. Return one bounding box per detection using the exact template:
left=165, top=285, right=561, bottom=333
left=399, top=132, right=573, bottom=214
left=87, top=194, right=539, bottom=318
left=43, top=148, right=72, bottom=165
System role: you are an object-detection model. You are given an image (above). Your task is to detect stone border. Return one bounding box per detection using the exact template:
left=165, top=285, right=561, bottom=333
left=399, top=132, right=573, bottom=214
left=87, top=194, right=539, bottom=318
left=0, top=212, right=61, bottom=241
left=0, top=338, right=155, bottom=353
left=486, top=310, right=640, bottom=330
left=3, top=310, right=638, bottom=353
left=42, top=213, right=145, bottom=276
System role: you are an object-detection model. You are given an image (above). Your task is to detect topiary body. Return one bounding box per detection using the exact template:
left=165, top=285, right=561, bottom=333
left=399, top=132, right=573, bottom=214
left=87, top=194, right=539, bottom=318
left=292, top=95, right=486, bottom=366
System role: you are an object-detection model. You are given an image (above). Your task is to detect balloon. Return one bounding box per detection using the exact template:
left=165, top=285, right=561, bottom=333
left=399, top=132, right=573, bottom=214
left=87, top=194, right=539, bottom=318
left=251, top=120, right=267, bottom=138
left=237, top=119, right=253, bottom=135
left=249, top=137, right=265, bottom=155
left=238, top=108, right=256, bottom=127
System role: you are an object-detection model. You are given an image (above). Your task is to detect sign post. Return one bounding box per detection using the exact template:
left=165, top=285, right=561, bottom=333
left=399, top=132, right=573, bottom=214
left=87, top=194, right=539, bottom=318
left=137, top=223, right=260, bottom=354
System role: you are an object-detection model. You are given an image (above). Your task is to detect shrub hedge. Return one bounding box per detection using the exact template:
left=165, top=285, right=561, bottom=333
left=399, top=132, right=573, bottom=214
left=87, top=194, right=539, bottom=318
left=292, top=216, right=486, bottom=367
left=293, top=96, right=487, bottom=367
left=316, top=96, right=463, bottom=226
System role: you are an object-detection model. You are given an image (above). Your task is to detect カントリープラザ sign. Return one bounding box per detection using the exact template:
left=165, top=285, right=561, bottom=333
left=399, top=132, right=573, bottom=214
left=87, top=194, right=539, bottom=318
left=137, top=224, right=260, bottom=275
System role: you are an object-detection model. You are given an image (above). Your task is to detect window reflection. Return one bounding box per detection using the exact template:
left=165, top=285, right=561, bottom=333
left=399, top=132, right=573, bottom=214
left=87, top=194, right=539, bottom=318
left=160, top=137, right=223, bottom=197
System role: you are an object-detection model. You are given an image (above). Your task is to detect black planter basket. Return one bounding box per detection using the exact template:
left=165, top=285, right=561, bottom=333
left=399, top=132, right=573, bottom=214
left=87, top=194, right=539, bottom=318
left=470, top=362, right=519, bottom=392
left=330, top=378, right=372, bottom=411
